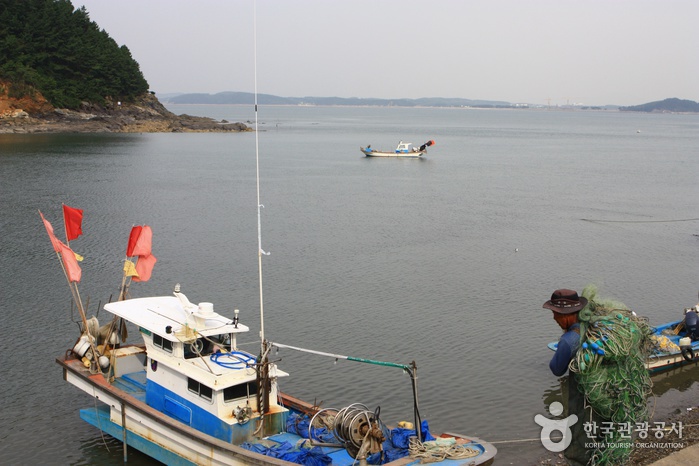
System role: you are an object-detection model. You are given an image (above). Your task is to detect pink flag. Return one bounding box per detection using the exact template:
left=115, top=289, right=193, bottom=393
left=133, top=254, right=157, bottom=282
left=126, top=225, right=152, bottom=257
left=39, top=211, right=82, bottom=281
left=62, top=204, right=84, bottom=241
left=39, top=211, right=61, bottom=252
left=58, top=241, right=82, bottom=282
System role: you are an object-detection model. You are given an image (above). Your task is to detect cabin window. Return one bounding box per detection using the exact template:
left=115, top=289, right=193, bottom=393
left=153, top=334, right=173, bottom=353
left=188, top=377, right=213, bottom=402
left=184, top=335, right=232, bottom=359
left=224, top=382, right=258, bottom=402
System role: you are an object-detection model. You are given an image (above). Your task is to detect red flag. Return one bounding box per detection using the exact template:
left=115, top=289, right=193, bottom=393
left=39, top=211, right=61, bottom=252
left=58, top=241, right=82, bottom=282
left=63, top=204, right=83, bottom=241
left=126, top=226, right=142, bottom=256
left=126, top=225, right=152, bottom=257
left=133, top=254, right=157, bottom=282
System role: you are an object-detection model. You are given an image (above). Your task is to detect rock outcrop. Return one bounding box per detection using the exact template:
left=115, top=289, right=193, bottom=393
left=0, top=82, right=250, bottom=134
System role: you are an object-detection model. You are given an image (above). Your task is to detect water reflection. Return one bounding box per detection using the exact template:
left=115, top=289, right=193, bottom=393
left=541, top=377, right=567, bottom=412
left=650, top=363, right=699, bottom=396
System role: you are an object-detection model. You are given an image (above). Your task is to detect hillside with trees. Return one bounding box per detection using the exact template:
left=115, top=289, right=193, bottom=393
left=619, top=98, right=699, bottom=113
left=0, top=0, right=148, bottom=109
left=0, top=0, right=249, bottom=133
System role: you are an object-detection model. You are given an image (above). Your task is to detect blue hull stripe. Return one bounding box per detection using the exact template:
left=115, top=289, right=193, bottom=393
left=145, top=378, right=280, bottom=444
left=147, top=378, right=234, bottom=440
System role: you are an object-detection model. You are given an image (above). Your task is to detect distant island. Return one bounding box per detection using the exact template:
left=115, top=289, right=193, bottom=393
left=619, top=98, right=699, bottom=113
left=164, top=92, right=699, bottom=113
left=163, top=92, right=516, bottom=109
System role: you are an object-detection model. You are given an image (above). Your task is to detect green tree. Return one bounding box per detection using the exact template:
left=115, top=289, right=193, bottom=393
left=0, top=0, right=149, bottom=108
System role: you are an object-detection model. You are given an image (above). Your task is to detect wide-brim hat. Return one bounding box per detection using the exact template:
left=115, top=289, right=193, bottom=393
left=543, top=289, right=588, bottom=314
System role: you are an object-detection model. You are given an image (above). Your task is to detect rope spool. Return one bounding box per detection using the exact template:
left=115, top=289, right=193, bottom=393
left=315, top=403, right=386, bottom=459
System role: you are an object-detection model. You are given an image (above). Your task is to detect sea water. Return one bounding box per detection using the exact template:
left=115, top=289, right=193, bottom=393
left=1, top=105, right=698, bottom=464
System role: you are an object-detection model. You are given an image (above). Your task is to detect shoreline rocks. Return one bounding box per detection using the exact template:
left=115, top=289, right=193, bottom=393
left=0, top=91, right=251, bottom=134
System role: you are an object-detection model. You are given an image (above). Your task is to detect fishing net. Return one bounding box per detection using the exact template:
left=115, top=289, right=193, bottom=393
left=569, top=285, right=654, bottom=465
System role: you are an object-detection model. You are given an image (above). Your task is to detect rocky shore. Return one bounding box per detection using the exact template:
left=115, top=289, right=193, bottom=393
left=0, top=91, right=251, bottom=134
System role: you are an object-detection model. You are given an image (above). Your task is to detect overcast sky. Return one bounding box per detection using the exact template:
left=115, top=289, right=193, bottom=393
left=75, top=0, right=698, bottom=106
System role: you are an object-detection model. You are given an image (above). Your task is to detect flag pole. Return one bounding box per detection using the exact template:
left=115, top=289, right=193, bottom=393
left=51, top=240, right=96, bottom=369
left=119, top=256, right=138, bottom=301
left=120, top=225, right=138, bottom=301
left=41, top=209, right=96, bottom=368
left=62, top=202, right=70, bottom=247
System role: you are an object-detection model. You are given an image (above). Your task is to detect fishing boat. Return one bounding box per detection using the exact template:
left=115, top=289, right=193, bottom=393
left=361, top=140, right=435, bottom=158
left=548, top=318, right=699, bottom=374
left=51, top=279, right=497, bottom=465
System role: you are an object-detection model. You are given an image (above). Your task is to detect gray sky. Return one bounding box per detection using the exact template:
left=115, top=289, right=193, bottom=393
left=75, top=0, right=698, bottom=106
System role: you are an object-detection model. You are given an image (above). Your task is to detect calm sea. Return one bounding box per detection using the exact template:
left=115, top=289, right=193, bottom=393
left=1, top=105, right=698, bottom=465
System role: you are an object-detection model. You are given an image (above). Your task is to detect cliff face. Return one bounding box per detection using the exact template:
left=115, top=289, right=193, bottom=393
left=0, top=81, right=250, bottom=134
left=0, top=81, right=54, bottom=118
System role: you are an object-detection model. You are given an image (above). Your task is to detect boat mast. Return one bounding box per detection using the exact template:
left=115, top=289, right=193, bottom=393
left=253, top=0, right=265, bottom=353
left=252, top=0, right=272, bottom=423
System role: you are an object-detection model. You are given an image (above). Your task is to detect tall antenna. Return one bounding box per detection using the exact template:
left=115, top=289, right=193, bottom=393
left=253, top=0, right=267, bottom=354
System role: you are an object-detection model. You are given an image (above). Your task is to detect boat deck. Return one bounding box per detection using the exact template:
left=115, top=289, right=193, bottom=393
left=79, top=371, right=490, bottom=466
left=112, top=370, right=148, bottom=401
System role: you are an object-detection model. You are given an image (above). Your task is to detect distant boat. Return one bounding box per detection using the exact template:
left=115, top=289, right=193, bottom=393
left=361, top=140, right=435, bottom=158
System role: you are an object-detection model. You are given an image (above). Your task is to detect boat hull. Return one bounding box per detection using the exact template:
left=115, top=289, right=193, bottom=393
left=58, top=352, right=496, bottom=465
left=59, top=354, right=287, bottom=466
left=361, top=147, right=425, bottom=158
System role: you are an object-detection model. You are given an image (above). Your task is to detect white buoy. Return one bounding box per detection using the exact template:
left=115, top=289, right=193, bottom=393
left=99, top=355, right=110, bottom=369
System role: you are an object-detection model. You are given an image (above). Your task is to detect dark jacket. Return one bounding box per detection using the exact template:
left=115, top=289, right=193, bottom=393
left=550, top=323, right=580, bottom=376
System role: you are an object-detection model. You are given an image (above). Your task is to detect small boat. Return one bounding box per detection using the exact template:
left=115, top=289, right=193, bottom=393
left=548, top=318, right=699, bottom=374
left=645, top=319, right=699, bottom=373
left=361, top=140, right=435, bottom=157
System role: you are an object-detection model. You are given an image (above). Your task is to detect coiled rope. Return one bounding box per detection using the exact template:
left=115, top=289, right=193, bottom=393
left=408, top=437, right=480, bottom=463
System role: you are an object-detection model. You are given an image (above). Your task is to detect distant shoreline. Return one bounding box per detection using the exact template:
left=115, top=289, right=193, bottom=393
left=163, top=102, right=622, bottom=112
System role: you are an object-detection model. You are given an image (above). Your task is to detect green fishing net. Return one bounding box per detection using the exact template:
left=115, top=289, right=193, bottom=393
left=569, top=285, right=654, bottom=465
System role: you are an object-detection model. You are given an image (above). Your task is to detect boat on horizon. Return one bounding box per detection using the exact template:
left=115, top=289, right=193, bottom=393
left=361, top=140, right=435, bottom=158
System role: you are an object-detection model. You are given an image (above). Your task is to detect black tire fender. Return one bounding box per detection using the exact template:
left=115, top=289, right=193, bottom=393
left=681, top=346, right=695, bottom=362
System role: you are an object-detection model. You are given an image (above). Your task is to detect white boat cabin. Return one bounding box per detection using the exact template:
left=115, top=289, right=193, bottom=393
left=103, top=288, right=289, bottom=442
left=395, top=141, right=418, bottom=153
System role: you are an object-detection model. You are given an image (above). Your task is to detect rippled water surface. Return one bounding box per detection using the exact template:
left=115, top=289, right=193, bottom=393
left=1, top=106, right=698, bottom=464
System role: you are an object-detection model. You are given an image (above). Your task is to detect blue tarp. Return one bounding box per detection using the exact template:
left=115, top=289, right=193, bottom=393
left=253, top=414, right=436, bottom=466
left=287, top=412, right=337, bottom=443
left=369, top=420, right=436, bottom=464
left=241, top=440, right=332, bottom=466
